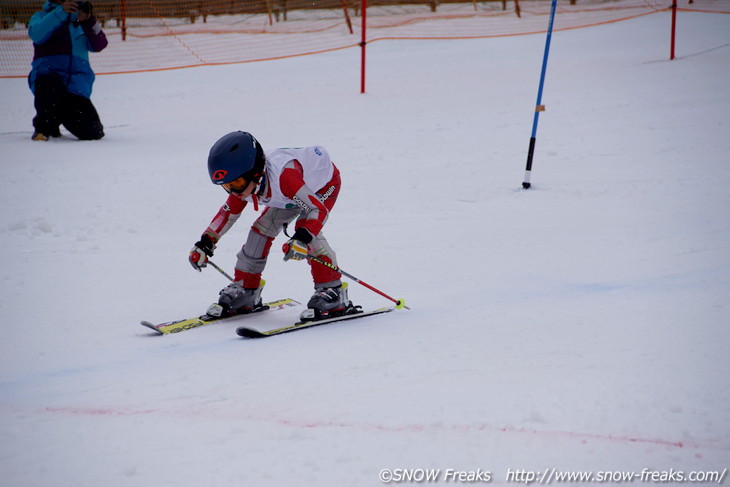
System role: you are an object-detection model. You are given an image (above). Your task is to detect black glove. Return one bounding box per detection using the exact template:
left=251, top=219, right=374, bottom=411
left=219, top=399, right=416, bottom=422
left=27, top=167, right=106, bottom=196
left=189, top=234, right=216, bottom=271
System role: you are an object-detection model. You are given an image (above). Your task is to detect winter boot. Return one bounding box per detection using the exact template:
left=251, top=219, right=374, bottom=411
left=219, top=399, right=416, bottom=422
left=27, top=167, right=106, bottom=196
left=210, top=279, right=265, bottom=317
left=31, top=131, right=48, bottom=141
left=31, top=128, right=60, bottom=141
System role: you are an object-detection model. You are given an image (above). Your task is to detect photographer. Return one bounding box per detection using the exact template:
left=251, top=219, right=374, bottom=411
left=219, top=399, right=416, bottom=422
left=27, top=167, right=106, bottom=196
left=27, top=0, right=108, bottom=141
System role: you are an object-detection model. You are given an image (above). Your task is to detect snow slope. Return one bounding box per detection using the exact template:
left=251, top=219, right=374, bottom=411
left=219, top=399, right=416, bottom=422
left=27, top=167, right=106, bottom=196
left=1, top=10, right=729, bottom=487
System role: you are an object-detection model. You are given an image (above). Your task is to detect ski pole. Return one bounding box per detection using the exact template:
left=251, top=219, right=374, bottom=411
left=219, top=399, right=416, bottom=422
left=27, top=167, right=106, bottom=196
left=207, top=259, right=234, bottom=282
left=308, top=255, right=410, bottom=310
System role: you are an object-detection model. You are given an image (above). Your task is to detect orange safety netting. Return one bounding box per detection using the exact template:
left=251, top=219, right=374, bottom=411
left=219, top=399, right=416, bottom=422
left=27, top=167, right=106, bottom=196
left=1, top=0, right=728, bottom=78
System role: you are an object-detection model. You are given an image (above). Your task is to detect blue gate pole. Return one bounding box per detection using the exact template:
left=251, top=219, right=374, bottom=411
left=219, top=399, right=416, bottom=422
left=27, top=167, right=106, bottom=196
left=522, top=0, right=558, bottom=189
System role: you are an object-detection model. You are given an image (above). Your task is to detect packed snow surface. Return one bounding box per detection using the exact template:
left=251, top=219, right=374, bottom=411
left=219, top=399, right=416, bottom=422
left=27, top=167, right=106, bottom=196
left=1, top=10, right=729, bottom=487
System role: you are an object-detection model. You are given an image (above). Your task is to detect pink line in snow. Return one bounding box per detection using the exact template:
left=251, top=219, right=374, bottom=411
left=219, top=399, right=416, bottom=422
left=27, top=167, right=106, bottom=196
left=36, top=405, right=721, bottom=451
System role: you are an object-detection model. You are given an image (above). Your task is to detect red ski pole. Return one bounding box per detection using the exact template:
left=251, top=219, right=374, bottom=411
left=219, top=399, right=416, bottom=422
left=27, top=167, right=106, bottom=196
left=308, top=255, right=409, bottom=310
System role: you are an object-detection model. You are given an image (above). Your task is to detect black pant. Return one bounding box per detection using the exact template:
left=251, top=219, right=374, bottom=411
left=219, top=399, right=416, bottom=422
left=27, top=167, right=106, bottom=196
left=33, top=73, right=104, bottom=140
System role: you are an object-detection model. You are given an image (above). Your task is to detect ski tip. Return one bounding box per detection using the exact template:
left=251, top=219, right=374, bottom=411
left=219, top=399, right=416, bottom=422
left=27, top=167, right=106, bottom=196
left=236, top=326, right=267, bottom=338
left=140, top=321, right=163, bottom=335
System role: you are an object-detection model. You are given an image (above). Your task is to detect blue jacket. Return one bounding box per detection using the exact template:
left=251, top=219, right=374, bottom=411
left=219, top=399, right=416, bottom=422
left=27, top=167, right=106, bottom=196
left=28, top=1, right=108, bottom=98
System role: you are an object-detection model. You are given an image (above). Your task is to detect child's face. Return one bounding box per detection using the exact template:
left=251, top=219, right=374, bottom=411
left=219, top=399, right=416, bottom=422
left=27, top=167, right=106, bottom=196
left=223, top=177, right=256, bottom=198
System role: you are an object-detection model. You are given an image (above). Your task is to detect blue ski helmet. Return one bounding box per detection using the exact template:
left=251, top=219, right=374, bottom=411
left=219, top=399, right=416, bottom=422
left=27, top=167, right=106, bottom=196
left=207, top=131, right=266, bottom=185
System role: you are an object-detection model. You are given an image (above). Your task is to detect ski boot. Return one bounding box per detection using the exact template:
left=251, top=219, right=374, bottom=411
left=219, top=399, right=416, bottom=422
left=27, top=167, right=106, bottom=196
left=299, top=283, right=361, bottom=322
left=207, top=280, right=266, bottom=318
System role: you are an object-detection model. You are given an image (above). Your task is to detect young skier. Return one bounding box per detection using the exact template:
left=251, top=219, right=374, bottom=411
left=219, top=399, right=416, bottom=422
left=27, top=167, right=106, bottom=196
left=189, top=131, right=352, bottom=319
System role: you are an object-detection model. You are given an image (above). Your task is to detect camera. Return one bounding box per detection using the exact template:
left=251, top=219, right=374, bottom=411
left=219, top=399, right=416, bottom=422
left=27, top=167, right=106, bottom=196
left=77, top=1, right=92, bottom=14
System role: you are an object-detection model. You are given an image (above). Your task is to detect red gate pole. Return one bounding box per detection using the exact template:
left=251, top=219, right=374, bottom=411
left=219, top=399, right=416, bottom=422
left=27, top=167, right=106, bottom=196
left=670, top=0, right=677, bottom=60
left=360, top=0, right=367, bottom=93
